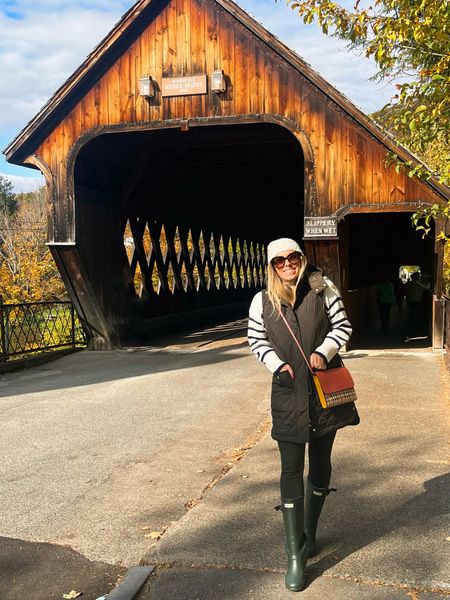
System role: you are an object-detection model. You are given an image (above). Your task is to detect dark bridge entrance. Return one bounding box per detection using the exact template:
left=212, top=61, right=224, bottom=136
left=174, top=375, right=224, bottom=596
left=340, top=212, right=436, bottom=347
left=73, top=122, right=305, bottom=345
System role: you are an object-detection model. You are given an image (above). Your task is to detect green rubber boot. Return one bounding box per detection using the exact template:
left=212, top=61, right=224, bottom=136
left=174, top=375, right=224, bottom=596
left=304, top=480, right=334, bottom=559
left=281, top=497, right=307, bottom=592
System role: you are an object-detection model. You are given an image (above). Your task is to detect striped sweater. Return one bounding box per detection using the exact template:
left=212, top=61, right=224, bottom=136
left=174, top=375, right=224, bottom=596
left=247, top=277, right=352, bottom=373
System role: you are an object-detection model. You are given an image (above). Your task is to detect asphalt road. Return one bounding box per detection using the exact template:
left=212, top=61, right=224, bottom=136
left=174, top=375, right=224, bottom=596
left=0, top=320, right=270, bottom=599
left=1, top=320, right=449, bottom=599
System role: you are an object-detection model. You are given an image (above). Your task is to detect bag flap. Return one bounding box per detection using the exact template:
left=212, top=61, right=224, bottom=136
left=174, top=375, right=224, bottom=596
left=315, top=366, right=354, bottom=394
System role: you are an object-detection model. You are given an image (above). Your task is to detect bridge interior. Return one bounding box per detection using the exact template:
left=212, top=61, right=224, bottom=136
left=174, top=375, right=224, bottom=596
left=73, top=122, right=305, bottom=344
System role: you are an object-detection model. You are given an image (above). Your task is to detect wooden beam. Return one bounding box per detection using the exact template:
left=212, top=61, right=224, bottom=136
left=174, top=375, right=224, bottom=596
left=49, top=245, right=117, bottom=349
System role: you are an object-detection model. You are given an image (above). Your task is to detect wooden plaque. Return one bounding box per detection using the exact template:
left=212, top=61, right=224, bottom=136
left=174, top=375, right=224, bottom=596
left=161, top=75, right=207, bottom=97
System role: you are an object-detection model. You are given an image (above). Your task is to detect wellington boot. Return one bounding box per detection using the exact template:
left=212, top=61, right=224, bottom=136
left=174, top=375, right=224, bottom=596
left=281, top=497, right=307, bottom=592
left=303, top=479, right=334, bottom=559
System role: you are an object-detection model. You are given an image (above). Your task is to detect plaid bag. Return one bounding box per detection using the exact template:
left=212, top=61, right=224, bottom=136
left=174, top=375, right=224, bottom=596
left=313, top=367, right=357, bottom=408
left=278, top=308, right=357, bottom=409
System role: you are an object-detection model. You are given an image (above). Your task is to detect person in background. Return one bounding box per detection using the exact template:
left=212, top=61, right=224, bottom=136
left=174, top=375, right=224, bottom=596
left=393, top=277, right=405, bottom=314
left=376, top=276, right=396, bottom=331
left=247, top=238, right=359, bottom=592
left=405, top=272, right=429, bottom=339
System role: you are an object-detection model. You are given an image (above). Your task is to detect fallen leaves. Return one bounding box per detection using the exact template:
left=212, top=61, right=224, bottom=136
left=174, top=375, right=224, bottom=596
left=184, top=498, right=198, bottom=510
left=142, top=525, right=168, bottom=541
left=63, top=591, right=83, bottom=599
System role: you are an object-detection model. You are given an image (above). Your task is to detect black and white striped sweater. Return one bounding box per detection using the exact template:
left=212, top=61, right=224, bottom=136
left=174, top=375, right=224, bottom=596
left=247, top=277, right=352, bottom=373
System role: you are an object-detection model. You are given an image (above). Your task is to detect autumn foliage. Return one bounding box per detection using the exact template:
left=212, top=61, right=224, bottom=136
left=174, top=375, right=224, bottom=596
left=0, top=187, right=66, bottom=304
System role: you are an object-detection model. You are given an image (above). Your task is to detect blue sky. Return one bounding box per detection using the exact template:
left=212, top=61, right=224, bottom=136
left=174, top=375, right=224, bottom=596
left=0, top=0, right=395, bottom=192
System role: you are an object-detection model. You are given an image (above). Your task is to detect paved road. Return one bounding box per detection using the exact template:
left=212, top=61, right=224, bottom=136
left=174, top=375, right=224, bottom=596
left=139, top=347, right=450, bottom=599
left=0, top=321, right=270, bottom=598
left=1, top=320, right=449, bottom=599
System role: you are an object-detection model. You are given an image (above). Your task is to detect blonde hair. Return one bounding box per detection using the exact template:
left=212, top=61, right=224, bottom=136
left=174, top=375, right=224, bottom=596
left=266, top=253, right=307, bottom=316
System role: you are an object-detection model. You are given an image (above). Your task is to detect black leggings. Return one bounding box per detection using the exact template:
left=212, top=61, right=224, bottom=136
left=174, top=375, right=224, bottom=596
left=277, top=431, right=336, bottom=498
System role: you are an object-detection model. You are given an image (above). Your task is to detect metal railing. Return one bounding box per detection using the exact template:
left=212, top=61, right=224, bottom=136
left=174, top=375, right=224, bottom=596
left=0, top=298, right=86, bottom=361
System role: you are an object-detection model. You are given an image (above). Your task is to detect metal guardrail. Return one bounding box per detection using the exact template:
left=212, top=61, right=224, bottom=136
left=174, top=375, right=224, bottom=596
left=0, top=298, right=86, bottom=361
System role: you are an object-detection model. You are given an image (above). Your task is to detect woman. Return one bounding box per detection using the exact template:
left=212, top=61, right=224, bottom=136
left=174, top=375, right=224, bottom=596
left=247, top=238, right=359, bottom=592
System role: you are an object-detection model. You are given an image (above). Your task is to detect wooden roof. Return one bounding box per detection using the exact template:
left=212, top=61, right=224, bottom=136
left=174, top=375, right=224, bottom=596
left=4, top=0, right=450, bottom=202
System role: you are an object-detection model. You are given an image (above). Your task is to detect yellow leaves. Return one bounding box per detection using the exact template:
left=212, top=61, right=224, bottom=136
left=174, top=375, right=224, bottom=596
left=0, top=188, right=66, bottom=303
left=375, top=43, right=385, bottom=62
left=290, top=0, right=450, bottom=189
left=142, top=525, right=168, bottom=540
left=144, top=531, right=164, bottom=539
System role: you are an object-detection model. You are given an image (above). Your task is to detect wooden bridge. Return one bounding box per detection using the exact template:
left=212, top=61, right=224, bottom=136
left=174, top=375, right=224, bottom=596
left=4, top=0, right=449, bottom=349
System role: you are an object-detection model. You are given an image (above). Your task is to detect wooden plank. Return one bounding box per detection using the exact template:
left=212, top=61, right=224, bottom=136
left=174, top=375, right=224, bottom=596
left=338, top=118, right=349, bottom=212
left=355, top=131, right=367, bottom=207
left=279, top=65, right=289, bottom=117
left=137, top=27, right=151, bottom=122
left=109, top=60, right=121, bottom=125
left=372, top=142, right=384, bottom=204
left=152, top=12, right=164, bottom=118
left=160, top=2, right=171, bottom=119
left=268, top=56, right=279, bottom=117
left=218, top=8, right=234, bottom=115
left=363, top=136, right=374, bottom=206
left=346, top=122, right=357, bottom=207
left=99, top=73, right=110, bottom=127
left=131, top=37, right=142, bottom=123
left=308, top=94, right=326, bottom=215
left=324, top=109, right=337, bottom=213
left=204, top=4, right=221, bottom=116
left=176, top=0, right=190, bottom=116
left=286, top=70, right=300, bottom=124
left=249, top=43, right=262, bottom=114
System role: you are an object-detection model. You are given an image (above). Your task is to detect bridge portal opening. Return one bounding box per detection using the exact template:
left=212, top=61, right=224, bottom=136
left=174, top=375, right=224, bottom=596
left=73, top=122, right=305, bottom=344
left=341, top=212, right=435, bottom=347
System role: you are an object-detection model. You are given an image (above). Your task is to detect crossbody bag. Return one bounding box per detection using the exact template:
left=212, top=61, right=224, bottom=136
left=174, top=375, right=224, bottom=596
left=277, top=308, right=357, bottom=409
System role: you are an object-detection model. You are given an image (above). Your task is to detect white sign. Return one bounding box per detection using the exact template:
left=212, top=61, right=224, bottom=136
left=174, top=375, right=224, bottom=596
left=304, top=217, right=338, bottom=239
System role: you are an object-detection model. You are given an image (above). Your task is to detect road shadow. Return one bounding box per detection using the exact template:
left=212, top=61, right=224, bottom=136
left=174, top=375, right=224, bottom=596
left=0, top=320, right=254, bottom=398
left=0, top=536, right=126, bottom=600
left=142, top=434, right=449, bottom=596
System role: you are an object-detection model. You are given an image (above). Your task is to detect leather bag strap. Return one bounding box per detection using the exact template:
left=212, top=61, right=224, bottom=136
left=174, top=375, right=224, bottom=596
left=277, top=308, right=315, bottom=376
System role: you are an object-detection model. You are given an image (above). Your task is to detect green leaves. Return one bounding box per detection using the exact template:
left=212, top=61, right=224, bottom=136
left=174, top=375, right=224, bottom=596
left=287, top=0, right=450, bottom=245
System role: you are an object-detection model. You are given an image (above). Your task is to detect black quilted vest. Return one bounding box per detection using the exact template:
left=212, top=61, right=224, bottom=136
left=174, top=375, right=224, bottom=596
left=262, top=266, right=359, bottom=443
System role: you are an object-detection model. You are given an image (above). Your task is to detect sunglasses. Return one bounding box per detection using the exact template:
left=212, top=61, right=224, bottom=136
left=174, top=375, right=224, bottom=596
left=271, top=251, right=303, bottom=269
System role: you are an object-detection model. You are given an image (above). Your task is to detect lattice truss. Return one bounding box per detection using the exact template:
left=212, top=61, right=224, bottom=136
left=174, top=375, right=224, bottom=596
left=123, top=218, right=266, bottom=298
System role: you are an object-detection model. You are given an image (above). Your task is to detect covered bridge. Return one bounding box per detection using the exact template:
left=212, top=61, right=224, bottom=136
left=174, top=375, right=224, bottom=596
left=4, top=0, right=450, bottom=349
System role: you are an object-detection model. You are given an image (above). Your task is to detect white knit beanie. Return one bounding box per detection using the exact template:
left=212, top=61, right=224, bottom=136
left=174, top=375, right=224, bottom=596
left=267, top=238, right=303, bottom=263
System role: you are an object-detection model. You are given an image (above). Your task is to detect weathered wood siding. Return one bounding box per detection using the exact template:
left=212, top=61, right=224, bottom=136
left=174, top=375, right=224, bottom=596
left=31, top=0, right=441, bottom=243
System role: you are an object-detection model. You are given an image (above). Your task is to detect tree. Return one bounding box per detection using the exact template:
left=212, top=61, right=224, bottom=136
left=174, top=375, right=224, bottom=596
left=0, top=174, right=17, bottom=215
left=287, top=0, right=450, bottom=239
left=0, top=187, right=66, bottom=303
